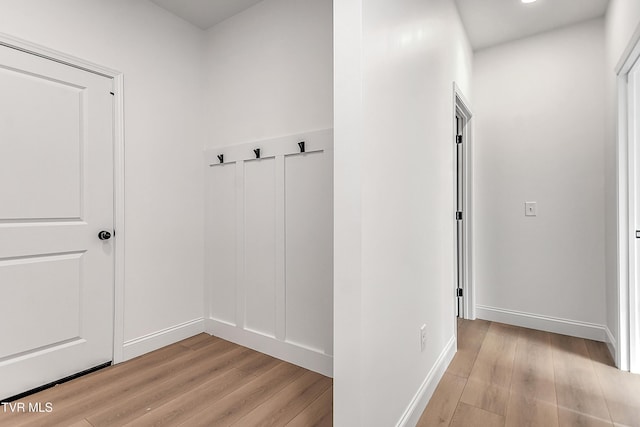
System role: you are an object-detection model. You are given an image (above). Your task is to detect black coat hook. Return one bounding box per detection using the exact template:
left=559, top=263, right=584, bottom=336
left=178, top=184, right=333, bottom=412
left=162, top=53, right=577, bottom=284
left=298, top=141, right=305, bottom=153
left=217, top=154, right=224, bottom=164
left=254, top=148, right=261, bottom=159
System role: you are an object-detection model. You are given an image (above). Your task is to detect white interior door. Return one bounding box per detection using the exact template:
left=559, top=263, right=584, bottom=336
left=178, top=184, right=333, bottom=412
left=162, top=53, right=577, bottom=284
left=631, top=56, right=640, bottom=373
left=0, top=44, right=114, bottom=399
left=456, top=114, right=464, bottom=318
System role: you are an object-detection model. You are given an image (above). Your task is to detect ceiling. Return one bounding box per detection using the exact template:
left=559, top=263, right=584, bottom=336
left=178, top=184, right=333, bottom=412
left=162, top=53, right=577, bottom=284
left=150, top=0, right=264, bottom=30
left=454, top=0, right=610, bottom=51
left=151, top=0, right=609, bottom=45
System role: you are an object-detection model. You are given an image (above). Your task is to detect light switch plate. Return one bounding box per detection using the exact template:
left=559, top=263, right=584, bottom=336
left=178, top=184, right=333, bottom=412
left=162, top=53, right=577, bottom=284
left=525, top=202, right=537, bottom=216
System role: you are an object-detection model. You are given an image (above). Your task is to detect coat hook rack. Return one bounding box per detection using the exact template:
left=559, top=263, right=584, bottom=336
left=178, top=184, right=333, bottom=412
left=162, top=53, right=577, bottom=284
left=217, top=154, right=224, bottom=164
left=254, top=148, right=261, bottom=159
left=298, top=141, right=305, bottom=153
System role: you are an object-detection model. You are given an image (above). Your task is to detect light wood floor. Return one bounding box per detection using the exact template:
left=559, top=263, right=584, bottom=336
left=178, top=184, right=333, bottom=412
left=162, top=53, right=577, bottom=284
left=0, top=334, right=333, bottom=427
left=4, top=320, right=640, bottom=427
left=418, top=318, right=640, bottom=427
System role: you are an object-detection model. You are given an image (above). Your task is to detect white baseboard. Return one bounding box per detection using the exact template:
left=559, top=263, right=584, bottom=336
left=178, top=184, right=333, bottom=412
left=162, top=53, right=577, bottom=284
left=122, top=318, right=205, bottom=361
left=604, top=325, right=617, bottom=363
left=205, top=318, right=333, bottom=377
left=476, top=305, right=606, bottom=342
left=396, top=335, right=457, bottom=427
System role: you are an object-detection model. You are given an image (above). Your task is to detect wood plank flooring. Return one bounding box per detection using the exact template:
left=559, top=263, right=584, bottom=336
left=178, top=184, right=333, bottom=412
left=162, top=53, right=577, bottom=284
left=3, top=320, right=639, bottom=426
left=0, top=334, right=332, bottom=427
left=418, top=319, right=640, bottom=427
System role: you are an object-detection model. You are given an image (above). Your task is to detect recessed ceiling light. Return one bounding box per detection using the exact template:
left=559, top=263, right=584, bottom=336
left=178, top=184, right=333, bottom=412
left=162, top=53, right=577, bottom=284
left=522, top=0, right=537, bottom=3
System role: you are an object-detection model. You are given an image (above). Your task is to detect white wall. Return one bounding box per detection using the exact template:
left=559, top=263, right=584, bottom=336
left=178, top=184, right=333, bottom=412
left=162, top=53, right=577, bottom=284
left=201, top=0, right=334, bottom=374
left=0, top=0, right=206, bottom=357
left=204, top=0, right=333, bottom=148
left=334, top=0, right=473, bottom=425
left=604, top=0, right=640, bottom=365
left=473, top=19, right=607, bottom=339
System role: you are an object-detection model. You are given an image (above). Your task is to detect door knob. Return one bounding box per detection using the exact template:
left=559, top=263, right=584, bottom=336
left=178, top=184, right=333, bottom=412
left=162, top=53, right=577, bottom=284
left=98, top=230, right=112, bottom=241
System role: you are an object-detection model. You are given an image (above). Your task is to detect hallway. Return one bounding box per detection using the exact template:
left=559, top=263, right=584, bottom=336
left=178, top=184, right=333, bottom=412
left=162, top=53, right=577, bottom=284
left=418, top=319, right=640, bottom=426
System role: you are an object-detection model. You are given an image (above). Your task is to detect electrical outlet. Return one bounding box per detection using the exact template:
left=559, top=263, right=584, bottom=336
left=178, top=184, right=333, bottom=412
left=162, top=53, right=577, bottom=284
left=420, top=324, right=427, bottom=352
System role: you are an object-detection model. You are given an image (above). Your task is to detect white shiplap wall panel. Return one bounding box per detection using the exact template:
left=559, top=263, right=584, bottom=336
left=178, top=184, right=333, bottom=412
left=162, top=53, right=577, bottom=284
left=285, top=151, right=333, bottom=355
left=204, top=129, right=333, bottom=376
left=244, top=157, right=277, bottom=337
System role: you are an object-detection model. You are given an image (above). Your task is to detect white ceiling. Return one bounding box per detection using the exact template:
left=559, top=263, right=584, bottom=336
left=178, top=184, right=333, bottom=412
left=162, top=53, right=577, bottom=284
left=454, top=0, right=609, bottom=51
left=151, top=0, right=609, bottom=45
left=150, top=0, right=264, bottom=30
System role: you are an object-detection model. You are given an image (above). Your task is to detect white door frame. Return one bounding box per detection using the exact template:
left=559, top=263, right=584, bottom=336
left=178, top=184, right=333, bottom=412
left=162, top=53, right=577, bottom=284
left=0, top=33, right=127, bottom=365
left=616, top=24, right=640, bottom=373
left=453, top=83, right=475, bottom=320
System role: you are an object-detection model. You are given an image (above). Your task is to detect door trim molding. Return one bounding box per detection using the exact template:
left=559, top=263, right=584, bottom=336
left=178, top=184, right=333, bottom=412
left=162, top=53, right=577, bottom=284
left=616, top=22, right=640, bottom=373
left=453, top=83, right=475, bottom=320
left=0, top=32, right=126, bottom=364
left=112, top=74, right=126, bottom=364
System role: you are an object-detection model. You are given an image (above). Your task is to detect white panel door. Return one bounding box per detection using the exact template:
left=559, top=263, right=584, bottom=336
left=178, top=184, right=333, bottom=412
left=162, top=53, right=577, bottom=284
left=0, top=44, right=114, bottom=399
left=631, top=56, right=640, bottom=373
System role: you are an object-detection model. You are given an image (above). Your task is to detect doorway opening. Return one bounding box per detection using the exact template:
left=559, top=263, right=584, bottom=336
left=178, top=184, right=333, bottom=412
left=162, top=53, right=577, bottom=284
left=455, top=112, right=464, bottom=318
left=453, top=84, right=474, bottom=320
left=617, top=29, right=640, bottom=373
